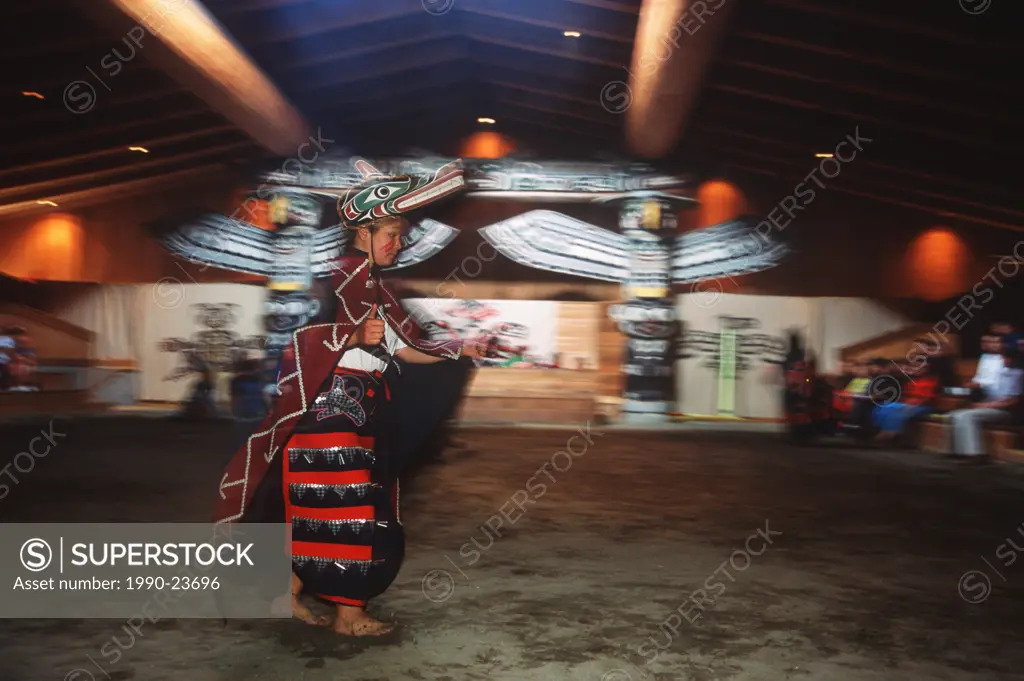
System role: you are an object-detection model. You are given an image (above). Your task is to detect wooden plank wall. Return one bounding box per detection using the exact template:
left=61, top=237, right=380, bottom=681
left=841, top=323, right=960, bottom=363
left=0, top=303, right=94, bottom=363
left=598, top=302, right=626, bottom=399
left=0, top=304, right=95, bottom=390
left=393, top=292, right=629, bottom=422
left=556, top=302, right=600, bottom=370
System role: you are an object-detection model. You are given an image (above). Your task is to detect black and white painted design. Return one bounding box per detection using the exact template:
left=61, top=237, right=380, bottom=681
left=677, top=316, right=788, bottom=373
left=158, top=303, right=264, bottom=380
left=311, top=375, right=368, bottom=425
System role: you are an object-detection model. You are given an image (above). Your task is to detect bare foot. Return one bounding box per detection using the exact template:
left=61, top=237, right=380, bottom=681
left=269, top=593, right=292, bottom=617
left=284, top=596, right=330, bottom=626
left=332, top=609, right=395, bottom=636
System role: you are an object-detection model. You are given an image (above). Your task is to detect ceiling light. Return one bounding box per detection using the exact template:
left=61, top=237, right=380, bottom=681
left=36, top=200, right=58, bottom=207
left=477, top=117, right=496, bottom=124
left=564, top=31, right=581, bottom=37
left=815, top=153, right=833, bottom=158
left=129, top=146, right=149, bottom=153
left=22, top=91, right=44, bottom=99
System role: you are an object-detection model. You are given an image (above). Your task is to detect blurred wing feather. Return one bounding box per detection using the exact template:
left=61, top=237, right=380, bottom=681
left=672, top=217, right=788, bottom=283
left=478, top=210, right=629, bottom=282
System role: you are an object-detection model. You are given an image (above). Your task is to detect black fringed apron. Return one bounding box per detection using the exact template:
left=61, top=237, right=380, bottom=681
left=284, top=366, right=403, bottom=606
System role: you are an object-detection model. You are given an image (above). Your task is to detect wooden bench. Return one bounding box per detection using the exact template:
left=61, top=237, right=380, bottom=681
left=917, top=414, right=1024, bottom=463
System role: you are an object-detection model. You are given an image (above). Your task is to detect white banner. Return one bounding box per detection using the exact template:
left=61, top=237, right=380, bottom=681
left=402, top=298, right=559, bottom=368
left=138, top=283, right=266, bottom=402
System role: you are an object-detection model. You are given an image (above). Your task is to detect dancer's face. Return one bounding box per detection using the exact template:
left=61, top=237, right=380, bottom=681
left=357, top=217, right=406, bottom=267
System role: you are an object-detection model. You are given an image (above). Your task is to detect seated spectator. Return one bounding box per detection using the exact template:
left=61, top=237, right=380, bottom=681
left=0, top=326, right=14, bottom=391
left=833, top=361, right=873, bottom=436
left=992, top=322, right=1023, bottom=354
left=947, top=346, right=1023, bottom=463
left=872, top=359, right=939, bottom=442
left=968, top=334, right=1003, bottom=400
left=9, top=329, right=38, bottom=391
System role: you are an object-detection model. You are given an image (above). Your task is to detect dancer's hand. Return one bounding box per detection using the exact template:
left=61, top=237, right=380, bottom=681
left=462, top=338, right=483, bottom=359
left=353, top=304, right=386, bottom=346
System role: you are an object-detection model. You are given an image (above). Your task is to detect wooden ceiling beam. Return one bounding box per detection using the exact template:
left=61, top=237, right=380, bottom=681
left=709, top=83, right=999, bottom=149
left=764, top=0, right=1020, bottom=52
left=688, top=139, right=1024, bottom=219
left=485, top=80, right=603, bottom=107
left=0, top=35, right=124, bottom=61
left=0, top=141, right=258, bottom=203
left=82, top=0, right=309, bottom=156
left=0, top=126, right=239, bottom=179
left=719, top=59, right=1022, bottom=127
left=626, top=0, right=736, bottom=158
left=276, top=30, right=457, bottom=71
left=238, top=0, right=424, bottom=46
left=1, top=88, right=189, bottom=130
left=562, top=0, right=641, bottom=14
left=305, top=71, right=474, bottom=114
left=294, top=51, right=467, bottom=92
left=700, top=147, right=1024, bottom=233
left=459, top=0, right=635, bottom=43
left=3, top=108, right=213, bottom=158
left=469, top=35, right=624, bottom=67
left=688, top=123, right=1022, bottom=202
left=493, top=114, right=615, bottom=141
left=493, top=97, right=620, bottom=128
left=0, top=163, right=237, bottom=219
left=736, top=31, right=1015, bottom=95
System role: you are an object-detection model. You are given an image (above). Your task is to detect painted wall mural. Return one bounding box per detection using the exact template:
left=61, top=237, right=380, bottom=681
left=676, top=316, right=789, bottom=373
left=139, top=283, right=268, bottom=402
left=403, top=298, right=561, bottom=368
left=157, top=302, right=265, bottom=381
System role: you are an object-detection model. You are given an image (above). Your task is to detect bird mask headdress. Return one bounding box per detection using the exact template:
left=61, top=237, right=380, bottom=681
left=337, top=158, right=465, bottom=229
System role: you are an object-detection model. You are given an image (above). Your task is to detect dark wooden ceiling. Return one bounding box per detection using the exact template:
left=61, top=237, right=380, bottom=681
left=0, top=0, right=263, bottom=207
left=3, top=0, right=1021, bottom=232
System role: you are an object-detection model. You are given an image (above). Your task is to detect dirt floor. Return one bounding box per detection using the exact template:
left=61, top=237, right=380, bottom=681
left=2, top=416, right=1024, bottom=681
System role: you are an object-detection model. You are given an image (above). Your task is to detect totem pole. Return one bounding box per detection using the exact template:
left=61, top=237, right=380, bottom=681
left=607, top=194, right=688, bottom=422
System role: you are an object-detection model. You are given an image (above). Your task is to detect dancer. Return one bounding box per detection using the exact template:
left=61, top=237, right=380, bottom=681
left=215, top=162, right=477, bottom=636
